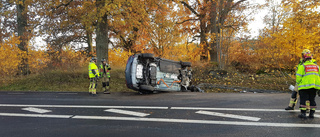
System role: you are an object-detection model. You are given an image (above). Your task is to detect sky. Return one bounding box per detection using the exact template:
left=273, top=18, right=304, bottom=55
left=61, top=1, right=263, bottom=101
left=247, top=0, right=281, bottom=37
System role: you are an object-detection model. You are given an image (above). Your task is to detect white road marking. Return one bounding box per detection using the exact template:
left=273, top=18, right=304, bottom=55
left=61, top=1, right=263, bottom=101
left=0, top=104, right=315, bottom=113
left=171, top=107, right=299, bottom=112
left=196, top=110, right=261, bottom=121
left=105, top=109, right=150, bottom=117
left=72, top=116, right=320, bottom=128
left=314, top=114, right=320, bottom=118
left=0, top=112, right=316, bottom=128
left=0, top=113, right=72, bottom=118
left=0, top=104, right=168, bottom=109
left=22, top=107, right=52, bottom=114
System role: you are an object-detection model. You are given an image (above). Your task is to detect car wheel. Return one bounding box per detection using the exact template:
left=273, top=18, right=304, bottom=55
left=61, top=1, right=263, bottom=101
left=181, top=61, right=192, bottom=67
left=139, top=85, right=154, bottom=91
left=181, top=86, right=190, bottom=92
left=142, top=53, right=154, bottom=59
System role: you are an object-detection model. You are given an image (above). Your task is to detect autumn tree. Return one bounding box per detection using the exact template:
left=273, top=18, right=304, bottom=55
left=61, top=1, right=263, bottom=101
left=0, top=0, right=16, bottom=42
left=174, top=0, right=257, bottom=69
left=257, top=0, right=320, bottom=71
left=0, top=0, right=36, bottom=75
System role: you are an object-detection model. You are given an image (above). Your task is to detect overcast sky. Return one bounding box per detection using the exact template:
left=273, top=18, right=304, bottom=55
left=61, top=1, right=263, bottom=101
left=247, top=0, right=281, bottom=37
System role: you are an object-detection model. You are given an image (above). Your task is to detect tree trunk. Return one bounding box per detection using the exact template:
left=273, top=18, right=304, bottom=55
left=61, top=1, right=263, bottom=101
left=17, top=0, right=29, bottom=75
left=199, top=15, right=208, bottom=61
left=210, top=1, right=218, bottom=63
left=96, top=0, right=109, bottom=65
left=86, top=31, right=93, bottom=56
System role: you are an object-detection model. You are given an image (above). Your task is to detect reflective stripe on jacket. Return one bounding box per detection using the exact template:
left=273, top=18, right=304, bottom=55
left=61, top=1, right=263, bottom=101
left=89, top=62, right=99, bottom=78
left=296, top=59, right=317, bottom=70
left=296, top=60, right=320, bottom=90
left=100, top=64, right=111, bottom=78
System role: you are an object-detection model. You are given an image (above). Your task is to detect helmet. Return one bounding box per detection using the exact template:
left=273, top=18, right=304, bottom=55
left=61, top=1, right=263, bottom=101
left=90, top=57, right=97, bottom=62
left=302, top=49, right=311, bottom=55
left=302, top=49, right=312, bottom=59
left=101, top=59, right=106, bottom=62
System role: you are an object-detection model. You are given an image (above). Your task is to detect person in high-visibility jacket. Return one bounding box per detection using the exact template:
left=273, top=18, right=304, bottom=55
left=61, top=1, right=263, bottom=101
left=296, top=51, right=320, bottom=118
left=100, top=59, right=111, bottom=94
left=88, top=57, right=100, bottom=95
left=285, top=49, right=316, bottom=110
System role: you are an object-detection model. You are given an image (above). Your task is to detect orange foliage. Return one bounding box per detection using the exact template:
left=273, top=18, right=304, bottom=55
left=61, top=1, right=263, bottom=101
left=28, top=47, right=50, bottom=74
left=108, top=48, right=134, bottom=68
left=228, top=42, right=258, bottom=72
left=160, top=43, right=201, bottom=63
left=108, top=43, right=201, bottom=68
left=0, top=36, right=23, bottom=77
left=0, top=35, right=50, bottom=77
left=45, top=46, right=89, bottom=71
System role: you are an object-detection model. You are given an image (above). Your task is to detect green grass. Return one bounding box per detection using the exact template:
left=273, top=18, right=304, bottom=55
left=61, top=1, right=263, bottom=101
left=0, top=66, right=293, bottom=93
left=0, top=68, right=134, bottom=92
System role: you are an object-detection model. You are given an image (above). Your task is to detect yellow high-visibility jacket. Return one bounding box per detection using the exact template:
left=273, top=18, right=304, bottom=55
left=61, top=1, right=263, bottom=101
left=88, top=62, right=99, bottom=78
left=296, top=60, right=320, bottom=90
left=100, top=64, right=111, bottom=78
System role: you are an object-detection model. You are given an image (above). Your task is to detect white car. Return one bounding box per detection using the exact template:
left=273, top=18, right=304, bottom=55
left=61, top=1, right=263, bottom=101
left=125, top=53, right=193, bottom=93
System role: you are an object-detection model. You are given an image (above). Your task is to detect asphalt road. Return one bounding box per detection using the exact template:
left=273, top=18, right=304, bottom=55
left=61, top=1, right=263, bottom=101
left=1, top=91, right=320, bottom=137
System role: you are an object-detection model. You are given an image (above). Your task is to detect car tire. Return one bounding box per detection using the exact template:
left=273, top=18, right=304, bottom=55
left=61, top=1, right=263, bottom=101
left=181, top=61, right=192, bottom=67
left=139, top=85, right=154, bottom=91
left=181, top=86, right=190, bottom=92
left=142, top=53, right=154, bottom=59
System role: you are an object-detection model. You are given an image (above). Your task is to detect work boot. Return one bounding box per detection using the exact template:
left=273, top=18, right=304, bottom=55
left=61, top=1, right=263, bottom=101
left=309, top=110, right=315, bottom=118
left=298, top=113, right=307, bottom=118
left=298, top=110, right=307, bottom=118
left=286, top=98, right=296, bottom=110
left=104, top=89, right=110, bottom=94
left=91, top=93, right=97, bottom=96
left=285, top=106, right=294, bottom=110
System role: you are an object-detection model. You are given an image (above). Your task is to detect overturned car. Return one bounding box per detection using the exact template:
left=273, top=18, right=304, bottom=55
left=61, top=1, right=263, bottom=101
left=125, top=53, right=194, bottom=93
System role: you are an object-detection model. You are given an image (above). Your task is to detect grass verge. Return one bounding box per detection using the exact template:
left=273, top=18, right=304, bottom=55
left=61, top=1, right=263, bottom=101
left=0, top=66, right=294, bottom=93
left=0, top=68, right=134, bottom=92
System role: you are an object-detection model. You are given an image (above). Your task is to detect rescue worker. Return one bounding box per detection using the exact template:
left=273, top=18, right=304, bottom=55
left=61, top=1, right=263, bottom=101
left=296, top=51, right=320, bottom=118
left=88, top=57, right=100, bottom=95
left=100, top=59, right=111, bottom=94
left=285, top=49, right=316, bottom=110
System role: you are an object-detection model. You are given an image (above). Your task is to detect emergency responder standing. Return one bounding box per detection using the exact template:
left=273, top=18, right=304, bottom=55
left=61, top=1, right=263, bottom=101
left=285, top=49, right=316, bottom=110
left=100, top=59, right=111, bottom=94
left=296, top=51, right=320, bottom=118
left=88, top=57, right=100, bottom=96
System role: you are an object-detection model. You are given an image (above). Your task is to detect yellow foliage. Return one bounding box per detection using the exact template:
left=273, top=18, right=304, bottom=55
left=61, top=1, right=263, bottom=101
left=160, top=43, right=201, bottom=63
left=27, top=47, right=49, bottom=74
left=0, top=35, right=22, bottom=77
left=108, top=48, right=134, bottom=68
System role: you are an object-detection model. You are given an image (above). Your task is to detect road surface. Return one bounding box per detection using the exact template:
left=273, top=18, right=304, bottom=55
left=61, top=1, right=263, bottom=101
left=0, top=91, right=320, bottom=137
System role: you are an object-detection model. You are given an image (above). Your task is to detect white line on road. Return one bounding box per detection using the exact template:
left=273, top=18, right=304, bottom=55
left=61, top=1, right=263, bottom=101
left=171, top=107, right=299, bottom=112
left=105, top=109, right=150, bottom=117
left=196, top=110, right=261, bottom=121
left=72, top=116, right=320, bottom=128
left=1, top=112, right=320, bottom=128
left=0, top=104, right=168, bottom=109
left=22, top=107, right=52, bottom=114
left=0, top=104, right=316, bottom=113
left=0, top=113, right=72, bottom=118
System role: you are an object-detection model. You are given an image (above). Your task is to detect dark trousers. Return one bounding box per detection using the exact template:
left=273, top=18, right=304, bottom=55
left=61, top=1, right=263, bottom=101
left=291, top=91, right=298, bottom=98
left=299, top=88, right=317, bottom=110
